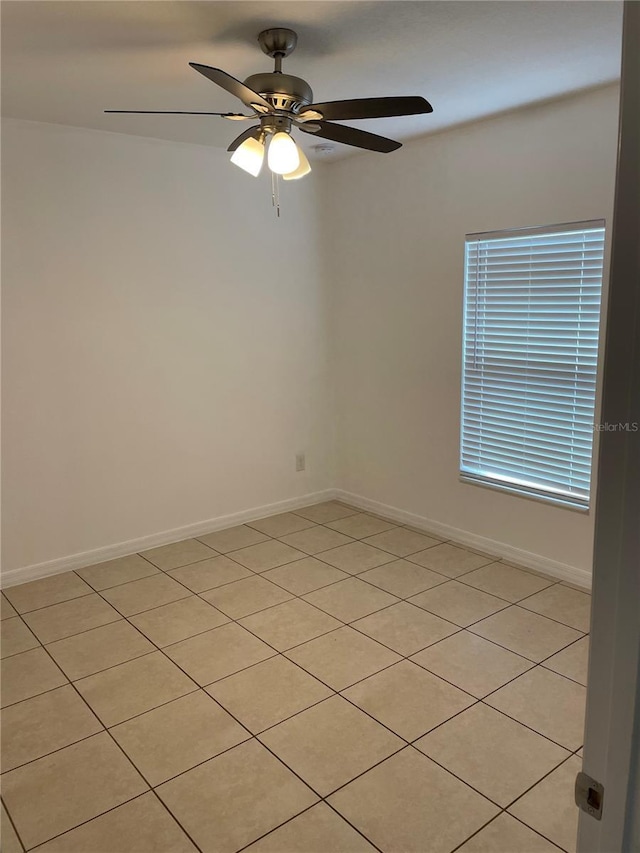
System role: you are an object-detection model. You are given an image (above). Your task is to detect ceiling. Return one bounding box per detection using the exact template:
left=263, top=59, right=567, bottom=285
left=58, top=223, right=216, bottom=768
left=1, top=1, right=623, bottom=160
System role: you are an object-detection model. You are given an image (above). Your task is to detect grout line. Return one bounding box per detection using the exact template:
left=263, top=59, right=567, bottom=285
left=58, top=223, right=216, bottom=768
left=1, top=515, right=589, bottom=852
left=56, top=644, right=160, bottom=683
left=20, top=614, right=125, bottom=648
left=3, top=577, right=587, bottom=725
left=77, top=686, right=207, bottom=853
left=1, top=723, right=108, bottom=777
left=465, top=621, right=587, bottom=664
left=0, top=677, right=70, bottom=712
left=448, top=807, right=568, bottom=853
left=49, top=580, right=204, bottom=691
left=3, top=581, right=586, bottom=728
left=71, top=566, right=162, bottom=593
left=129, top=720, right=255, bottom=790
left=136, top=547, right=220, bottom=570
left=0, top=641, right=43, bottom=662
left=21, top=793, right=157, bottom=851
left=538, top=632, right=589, bottom=670
left=506, top=813, right=569, bottom=852
left=311, top=740, right=495, bottom=815
left=426, top=683, right=578, bottom=753
left=321, top=800, right=386, bottom=853
left=130, top=615, right=235, bottom=648
left=280, top=648, right=403, bottom=697
left=300, top=590, right=403, bottom=624
left=3, top=616, right=163, bottom=850
left=2, top=696, right=572, bottom=851
left=492, top=756, right=579, bottom=853
left=281, top=620, right=583, bottom=757
left=101, top=591, right=195, bottom=620
left=407, top=638, right=529, bottom=695
left=3, top=590, right=98, bottom=618
left=441, top=563, right=586, bottom=632
left=312, top=740, right=409, bottom=800
left=401, top=560, right=496, bottom=583
left=0, top=792, right=28, bottom=853
left=360, top=575, right=452, bottom=597
left=341, top=591, right=585, bottom=672
left=289, top=507, right=361, bottom=523
left=165, top=571, right=266, bottom=595
left=150, top=543, right=356, bottom=672
left=453, top=573, right=560, bottom=604
left=312, top=550, right=398, bottom=572
left=516, top=605, right=589, bottom=634
left=244, top=517, right=320, bottom=535
left=448, top=811, right=508, bottom=853
left=232, top=802, right=323, bottom=853
left=416, top=741, right=571, bottom=852
left=259, top=571, right=355, bottom=597
left=505, top=751, right=581, bottom=812
left=245, top=658, right=556, bottom=824
left=146, top=787, right=206, bottom=853
left=198, top=589, right=300, bottom=623
left=75, top=683, right=202, bottom=731
left=179, top=649, right=280, bottom=686
left=478, top=699, right=583, bottom=754
left=2, top=592, right=231, bottom=658
left=227, top=620, right=346, bottom=658
left=221, top=693, right=338, bottom=741
left=27, top=591, right=244, bottom=853
left=239, top=797, right=387, bottom=853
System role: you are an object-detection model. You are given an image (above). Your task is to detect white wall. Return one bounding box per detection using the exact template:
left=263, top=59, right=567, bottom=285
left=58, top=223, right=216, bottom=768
left=325, top=85, right=619, bottom=576
left=1, top=86, right=620, bottom=583
left=1, top=119, right=333, bottom=576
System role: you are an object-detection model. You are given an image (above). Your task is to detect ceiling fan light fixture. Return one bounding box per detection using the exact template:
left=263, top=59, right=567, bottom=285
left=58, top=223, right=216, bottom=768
left=106, top=28, right=432, bottom=210
left=230, top=135, right=265, bottom=176
left=282, top=146, right=312, bottom=180
left=267, top=131, right=300, bottom=175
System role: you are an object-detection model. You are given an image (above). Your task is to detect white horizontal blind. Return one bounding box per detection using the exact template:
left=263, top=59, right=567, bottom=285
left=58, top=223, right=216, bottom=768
left=461, top=221, right=605, bottom=508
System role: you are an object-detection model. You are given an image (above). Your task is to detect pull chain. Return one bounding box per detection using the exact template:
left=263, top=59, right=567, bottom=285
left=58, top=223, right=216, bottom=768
left=271, top=171, right=281, bottom=217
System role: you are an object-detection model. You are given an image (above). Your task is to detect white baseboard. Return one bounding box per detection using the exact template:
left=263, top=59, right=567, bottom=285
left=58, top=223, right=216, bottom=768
left=1, top=486, right=592, bottom=591
left=335, top=489, right=592, bottom=590
left=0, top=489, right=338, bottom=589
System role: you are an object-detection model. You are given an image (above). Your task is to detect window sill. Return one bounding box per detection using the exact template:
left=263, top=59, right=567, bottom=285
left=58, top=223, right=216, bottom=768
left=460, top=473, right=590, bottom=513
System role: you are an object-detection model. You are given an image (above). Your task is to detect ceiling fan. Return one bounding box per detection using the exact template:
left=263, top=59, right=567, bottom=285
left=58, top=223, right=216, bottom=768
left=106, top=27, right=433, bottom=181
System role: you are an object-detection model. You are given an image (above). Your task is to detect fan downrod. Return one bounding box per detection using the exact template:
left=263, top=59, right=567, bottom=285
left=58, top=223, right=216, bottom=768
left=258, top=28, right=298, bottom=61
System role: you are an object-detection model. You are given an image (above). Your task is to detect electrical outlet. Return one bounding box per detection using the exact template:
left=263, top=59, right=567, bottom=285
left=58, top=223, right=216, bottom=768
left=295, top=453, right=306, bottom=472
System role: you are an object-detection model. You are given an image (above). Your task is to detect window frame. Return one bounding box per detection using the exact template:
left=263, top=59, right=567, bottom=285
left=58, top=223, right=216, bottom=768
left=459, top=219, right=606, bottom=511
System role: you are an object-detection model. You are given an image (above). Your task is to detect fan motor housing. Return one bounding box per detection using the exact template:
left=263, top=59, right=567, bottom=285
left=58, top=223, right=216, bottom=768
left=243, top=72, right=313, bottom=113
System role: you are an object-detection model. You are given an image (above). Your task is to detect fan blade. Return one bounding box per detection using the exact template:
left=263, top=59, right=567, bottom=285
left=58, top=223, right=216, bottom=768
left=300, top=96, right=432, bottom=122
left=227, top=125, right=261, bottom=152
left=189, top=63, right=272, bottom=112
left=299, top=121, right=401, bottom=153
left=104, top=110, right=251, bottom=118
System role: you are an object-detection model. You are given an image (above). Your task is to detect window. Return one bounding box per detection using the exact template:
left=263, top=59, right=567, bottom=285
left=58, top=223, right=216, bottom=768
left=460, top=220, right=605, bottom=509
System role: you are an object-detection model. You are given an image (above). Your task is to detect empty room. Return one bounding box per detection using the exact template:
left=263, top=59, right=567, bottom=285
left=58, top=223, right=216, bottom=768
left=2, top=2, right=639, bottom=852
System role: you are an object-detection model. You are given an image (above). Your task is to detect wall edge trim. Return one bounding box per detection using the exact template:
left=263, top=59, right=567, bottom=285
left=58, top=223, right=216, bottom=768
left=2, top=487, right=591, bottom=590
left=0, top=489, right=338, bottom=588
left=336, top=489, right=592, bottom=589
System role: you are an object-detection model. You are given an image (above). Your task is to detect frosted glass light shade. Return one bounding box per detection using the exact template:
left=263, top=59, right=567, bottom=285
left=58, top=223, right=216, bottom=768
left=267, top=132, right=300, bottom=175
left=230, top=136, right=264, bottom=176
left=283, top=146, right=312, bottom=180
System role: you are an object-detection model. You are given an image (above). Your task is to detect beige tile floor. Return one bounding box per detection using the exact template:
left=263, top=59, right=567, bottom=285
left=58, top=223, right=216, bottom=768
left=0, top=501, right=590, bottom=853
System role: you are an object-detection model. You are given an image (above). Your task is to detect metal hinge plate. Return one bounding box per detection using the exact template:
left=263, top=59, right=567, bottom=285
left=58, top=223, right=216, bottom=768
left=575, top=771, right=604, bottom=820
